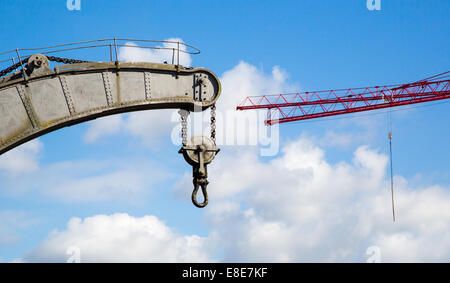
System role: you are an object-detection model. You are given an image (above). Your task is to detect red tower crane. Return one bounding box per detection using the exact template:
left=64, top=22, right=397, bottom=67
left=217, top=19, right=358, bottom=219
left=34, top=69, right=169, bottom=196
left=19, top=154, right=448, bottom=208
left=236, top=71, right=450, bottom=222
left=236, top=71, right=450, bottom=125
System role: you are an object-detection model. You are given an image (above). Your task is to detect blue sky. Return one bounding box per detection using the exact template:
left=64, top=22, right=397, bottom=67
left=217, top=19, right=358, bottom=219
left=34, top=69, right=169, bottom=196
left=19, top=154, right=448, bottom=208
left=0, top=0, right=449, bottom=262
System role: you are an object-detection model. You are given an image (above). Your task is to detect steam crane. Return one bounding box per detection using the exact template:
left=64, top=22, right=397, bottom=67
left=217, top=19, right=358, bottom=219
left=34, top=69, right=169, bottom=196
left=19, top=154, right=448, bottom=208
left=236, top=71, right=450, bottom=125
left=236, top=71, right=450, bottom=221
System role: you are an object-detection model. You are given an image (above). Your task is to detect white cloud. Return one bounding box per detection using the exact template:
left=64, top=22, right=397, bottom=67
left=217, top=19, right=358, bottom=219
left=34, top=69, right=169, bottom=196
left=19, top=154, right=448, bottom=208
left=45, top=167, right=149, bottom=202
left=18, top=135, right=450, bottom=262
left=0, top=140, right=43, bottom=175
left=123, top=110, right=180, bottom=148
left=118, top=38, right=192, bottom=67
left=83, top=110, right=179, bottom=148
left=317, top=130, right=366, bottom=148
left=84, top=115, right=124, bottom=143
left=182, top=137, right=450, bottom=262
left=0, top=158, right=172, bottom=203
left=23, top=213, right=212, bottom=263
left=218, top=61, right=298, bottom=112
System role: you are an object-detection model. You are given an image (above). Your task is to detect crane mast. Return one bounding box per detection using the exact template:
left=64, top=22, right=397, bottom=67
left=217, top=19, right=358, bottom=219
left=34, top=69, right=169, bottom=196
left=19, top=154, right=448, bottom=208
left=236, top=72, right=450, bottom=125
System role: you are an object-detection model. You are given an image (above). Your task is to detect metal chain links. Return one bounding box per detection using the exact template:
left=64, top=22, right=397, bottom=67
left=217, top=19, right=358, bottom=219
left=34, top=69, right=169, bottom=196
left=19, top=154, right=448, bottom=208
left=46, top=56, right=89, bottom=65
left=0, top=61, right=24, bottom=78
left=178, top=109, right=189, bottom=146
left=210, top=104, right=216, bottom=143
left=179, top=104, right=216, bottom=146
left=0, top=56, right=90, bottom=78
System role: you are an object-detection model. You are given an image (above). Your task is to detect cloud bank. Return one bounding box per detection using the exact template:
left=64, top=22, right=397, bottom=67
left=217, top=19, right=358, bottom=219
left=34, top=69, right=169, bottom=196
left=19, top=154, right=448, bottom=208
left=23, top=213, right=211, bottom=263
left=18, top=136, right=450, bottom=262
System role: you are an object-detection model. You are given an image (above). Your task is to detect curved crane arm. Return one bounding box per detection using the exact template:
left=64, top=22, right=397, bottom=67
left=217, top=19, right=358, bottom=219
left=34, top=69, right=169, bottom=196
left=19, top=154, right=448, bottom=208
left=0, top=56, right=221, bottom=155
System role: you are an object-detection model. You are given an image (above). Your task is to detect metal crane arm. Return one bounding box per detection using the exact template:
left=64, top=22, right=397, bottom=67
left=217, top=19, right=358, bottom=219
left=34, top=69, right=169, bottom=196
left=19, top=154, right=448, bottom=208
left=0, top=58, right=221, bottom=155
left=236, top=72, right=450, bottom=125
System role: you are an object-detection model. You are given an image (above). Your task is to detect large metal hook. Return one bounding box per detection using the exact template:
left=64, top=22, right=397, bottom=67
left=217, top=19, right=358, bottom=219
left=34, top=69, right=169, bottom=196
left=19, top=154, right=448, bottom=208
left=192, top=177, right=209, bottom=208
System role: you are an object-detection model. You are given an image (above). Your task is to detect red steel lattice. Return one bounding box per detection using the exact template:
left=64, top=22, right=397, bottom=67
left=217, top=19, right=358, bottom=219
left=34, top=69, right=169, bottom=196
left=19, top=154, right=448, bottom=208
left=236, top=72, right=450, bottom=125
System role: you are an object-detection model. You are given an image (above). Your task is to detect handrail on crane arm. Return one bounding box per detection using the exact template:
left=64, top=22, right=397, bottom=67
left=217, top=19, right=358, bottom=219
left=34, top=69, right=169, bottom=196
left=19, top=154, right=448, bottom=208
left=0, top=38, right=200, bottom=75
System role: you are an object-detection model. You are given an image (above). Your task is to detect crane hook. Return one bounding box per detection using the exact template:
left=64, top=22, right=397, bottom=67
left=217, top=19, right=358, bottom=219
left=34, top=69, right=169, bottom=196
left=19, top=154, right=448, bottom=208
left=180, top=135, right=219, bottom=208
left=192, top=177, right=209, bottom=208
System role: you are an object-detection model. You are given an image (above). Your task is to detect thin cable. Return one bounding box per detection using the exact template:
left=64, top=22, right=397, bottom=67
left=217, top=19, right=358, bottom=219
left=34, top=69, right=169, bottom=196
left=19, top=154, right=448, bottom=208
left=389, top=132, right=396, bottom=222
left=415, top=71, right=450, bottom=83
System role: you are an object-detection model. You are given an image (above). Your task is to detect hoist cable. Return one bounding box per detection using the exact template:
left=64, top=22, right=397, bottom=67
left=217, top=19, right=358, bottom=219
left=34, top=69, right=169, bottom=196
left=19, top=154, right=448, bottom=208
left=388, top=107, right=396, bottom=222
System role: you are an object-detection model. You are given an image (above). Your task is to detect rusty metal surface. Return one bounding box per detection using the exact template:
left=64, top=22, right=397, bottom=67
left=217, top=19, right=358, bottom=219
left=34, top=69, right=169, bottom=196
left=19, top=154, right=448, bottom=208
left=0, top=60, right=221, bottom=155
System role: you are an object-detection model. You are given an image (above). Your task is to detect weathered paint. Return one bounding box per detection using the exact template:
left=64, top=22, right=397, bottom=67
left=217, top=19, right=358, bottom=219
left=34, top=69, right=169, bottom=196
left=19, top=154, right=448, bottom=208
left=0, top=61, right=221, bottom=155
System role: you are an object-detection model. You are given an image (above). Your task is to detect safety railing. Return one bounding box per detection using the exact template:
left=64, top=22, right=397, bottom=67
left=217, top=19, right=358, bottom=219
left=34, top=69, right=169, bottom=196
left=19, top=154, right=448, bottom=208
left=0, top=38, right=200, bottom=77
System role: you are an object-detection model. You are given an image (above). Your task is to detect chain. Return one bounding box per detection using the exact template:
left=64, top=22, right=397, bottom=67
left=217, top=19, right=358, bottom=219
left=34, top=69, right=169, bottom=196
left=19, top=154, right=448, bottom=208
left=210, top=104, right=216, bottom=143
left=0, top=55, right=89, bottom=78
left=0, top=58, right=28, bottom=78
left=178, top=109, right=189, bottom=146
left=46, top=56, right=89, bottom=64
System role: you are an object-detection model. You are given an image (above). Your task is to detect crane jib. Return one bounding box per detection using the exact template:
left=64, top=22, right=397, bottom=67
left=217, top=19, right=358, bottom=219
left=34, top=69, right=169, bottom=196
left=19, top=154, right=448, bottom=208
left=236, top=72, right=450, bottom=125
